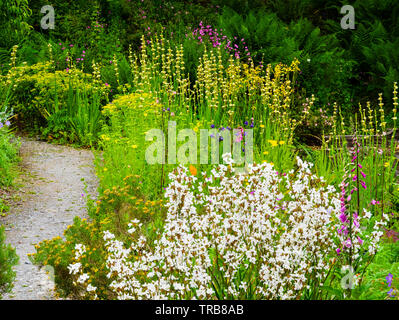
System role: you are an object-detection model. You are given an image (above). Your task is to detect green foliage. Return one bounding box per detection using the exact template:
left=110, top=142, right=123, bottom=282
left=3, top=60, right=106, bottom=145
left=351, top=21, right=399, bottom=103
left=0, top=83, right=19, bottom=188
left=0, top=0, right=32, bottom=48
left=217, top=8, right=356, bottom=113
left=97, top=92, right=167, bottom=199
left=0, top=226, right=18, bottom=298
left=0, top=85, right=19, bottom=295
left=348, top=242, right=399, bottom=300
left=65, top=86, right=103, bottom=147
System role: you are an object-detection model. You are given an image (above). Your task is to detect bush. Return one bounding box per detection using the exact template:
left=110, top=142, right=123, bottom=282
left=0, top=226, right=19, bottom=298
left=0, top=82, right=19, bottom=205
left=3, top=59, right=106, bottom=144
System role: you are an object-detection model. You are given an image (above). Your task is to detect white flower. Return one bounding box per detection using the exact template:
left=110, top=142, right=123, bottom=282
left=67, top=262, right=82, bottom=275
left=87, top=284, right=97, bottom=292
left=103, top=230, right=115, bottom=241
left=363, top=209, right=372, bottom=219
left=77, top=273, right=90, bottom=284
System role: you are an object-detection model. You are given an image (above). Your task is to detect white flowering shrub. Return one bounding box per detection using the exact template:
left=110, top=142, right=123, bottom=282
left=67, top=155, right=389, bottom=300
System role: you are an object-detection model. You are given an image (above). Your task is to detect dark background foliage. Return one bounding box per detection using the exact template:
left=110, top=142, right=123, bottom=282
left=1, top=0, right=398, bottom=121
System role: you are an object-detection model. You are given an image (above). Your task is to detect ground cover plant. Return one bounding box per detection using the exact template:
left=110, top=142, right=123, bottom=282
left=0, top=0, right=398, bottom=301
left=0, top=72, right=19, bottom=298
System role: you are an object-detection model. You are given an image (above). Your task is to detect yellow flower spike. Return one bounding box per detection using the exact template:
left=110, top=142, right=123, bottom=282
left=384, top=162, right=389, bottom=168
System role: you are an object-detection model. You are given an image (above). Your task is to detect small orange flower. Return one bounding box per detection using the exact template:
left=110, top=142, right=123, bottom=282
left=189, top=165, right=197, bottom=176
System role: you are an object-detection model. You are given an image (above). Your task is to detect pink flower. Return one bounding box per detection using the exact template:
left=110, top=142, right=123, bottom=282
left=360, top=171, right=366, bottom=178
left=360, top=180, right=367, bottom=189
left=344, top=239, right=352, bottom=248
left=235, top=127, right=244, bottom=143
left=339, top=213, right=348, bottom=223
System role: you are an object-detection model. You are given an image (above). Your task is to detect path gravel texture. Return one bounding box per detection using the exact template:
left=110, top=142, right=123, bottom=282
left=0, top=137, right=98, bottom=300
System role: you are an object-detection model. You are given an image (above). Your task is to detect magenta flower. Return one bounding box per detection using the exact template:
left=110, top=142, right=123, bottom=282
left=360, top=171, right=366, bottom=178
left=360, top=181, right=367, bottom=189
left=339, top=213, right=348, bottom=224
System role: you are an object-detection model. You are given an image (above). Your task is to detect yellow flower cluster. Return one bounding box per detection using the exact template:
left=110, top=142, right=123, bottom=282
left=102, top=92, right=160, bottom=117
left=268, top=140, right=286, bottom=147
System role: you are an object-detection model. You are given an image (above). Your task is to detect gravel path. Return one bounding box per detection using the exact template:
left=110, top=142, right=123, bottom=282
left=0, top=137, right=98, bottom=300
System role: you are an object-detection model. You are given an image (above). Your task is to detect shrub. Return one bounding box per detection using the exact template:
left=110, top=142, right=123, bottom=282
left=3, top=57, right=106, bottom=144
left=0, top=81, right=19, bottom=192
left=0, top=225, right=19, bottom=298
